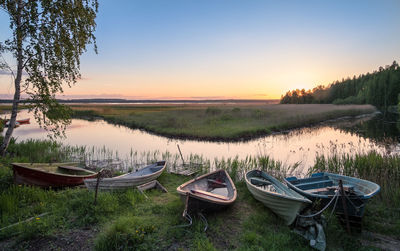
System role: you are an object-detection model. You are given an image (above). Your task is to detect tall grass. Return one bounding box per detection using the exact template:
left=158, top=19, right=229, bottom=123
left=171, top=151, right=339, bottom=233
left=311, top=151, right=400, bottom=207
left=71, top=104, right=377, bottom=140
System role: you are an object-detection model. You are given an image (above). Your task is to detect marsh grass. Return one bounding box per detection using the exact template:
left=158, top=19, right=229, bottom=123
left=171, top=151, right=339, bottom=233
left=0, top=138, right=397, bottom=250
left=71, top=104, right=377, bottom=140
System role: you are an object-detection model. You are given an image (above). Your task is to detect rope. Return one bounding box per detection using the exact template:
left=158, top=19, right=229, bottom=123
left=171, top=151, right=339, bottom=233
left=297, top=189, right=340, bottom=218
left=172, top=210, right=193, bottom=228
left=344, top=193, right=364, bottom=212
left=328, top=190, right=340, bottom=220
left=198, top=212, right=208, bottom=232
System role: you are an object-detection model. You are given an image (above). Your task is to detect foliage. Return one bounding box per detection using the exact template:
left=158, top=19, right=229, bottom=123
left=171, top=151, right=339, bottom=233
left=0, top=0, right=98, bottom=154
left=281, top=61, right=400, bottom=110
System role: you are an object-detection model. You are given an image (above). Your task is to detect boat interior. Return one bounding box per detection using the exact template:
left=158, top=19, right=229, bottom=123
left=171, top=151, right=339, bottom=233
left=287, top=174, right=360, bottom=196
left=122, top=161, right=165, bottom=178
left=181, top=171, right=234, bottom=201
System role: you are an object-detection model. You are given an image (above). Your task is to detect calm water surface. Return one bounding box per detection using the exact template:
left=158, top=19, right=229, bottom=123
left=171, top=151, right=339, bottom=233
left=2, top=110, right=399, bottom=173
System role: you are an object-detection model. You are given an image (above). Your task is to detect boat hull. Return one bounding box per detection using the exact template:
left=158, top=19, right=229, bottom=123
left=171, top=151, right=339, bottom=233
left=285, top=172, right=380, bottom=218
left=84, top=161, right=166, bottom=190
left=245, top=170, right=311, bottom=225
left=12, top=163, right=97, bottom=188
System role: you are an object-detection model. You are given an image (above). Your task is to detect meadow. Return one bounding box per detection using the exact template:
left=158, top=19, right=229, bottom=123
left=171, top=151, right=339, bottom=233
left=0, top=139, right=399, bottom=250
left=71, top=104, right=377, bottom=141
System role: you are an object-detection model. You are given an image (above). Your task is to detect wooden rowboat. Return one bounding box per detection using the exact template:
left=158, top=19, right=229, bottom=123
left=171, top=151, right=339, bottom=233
left=176, top=169, right=237, bottom=214
left=285, top=172, right=380, bottom=218
left=84, top=161, right=166, bottom=190
left=16, top=118, right=30, bottom=124
left=3, top=118, right=30, bottom=125
left=12, top=162, right=97, bottom=188
left=245, top=170, right=311, bottom=225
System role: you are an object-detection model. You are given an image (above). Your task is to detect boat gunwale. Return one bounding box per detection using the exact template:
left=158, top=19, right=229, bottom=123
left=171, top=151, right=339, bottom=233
left=12, top=162, right=97, bottom=178
left=176, top=169, right=237, bottom=205
left=284, top=172, right=381, bottom=200
left=84, top=161, right=166, bottom=183
left=245, top=170, right=311, bottom=204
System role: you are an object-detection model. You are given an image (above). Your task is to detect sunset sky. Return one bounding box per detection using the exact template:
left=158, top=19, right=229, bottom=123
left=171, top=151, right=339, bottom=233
left=1, top=0, right=400, bottom=100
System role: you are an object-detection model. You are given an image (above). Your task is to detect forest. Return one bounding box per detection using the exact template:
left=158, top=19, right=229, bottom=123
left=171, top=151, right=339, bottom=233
left=280, top=61, right=400, bottom=110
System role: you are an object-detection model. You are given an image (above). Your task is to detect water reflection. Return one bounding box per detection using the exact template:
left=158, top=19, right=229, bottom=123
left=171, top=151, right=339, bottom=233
left=3, top=110, right=399, bottom=174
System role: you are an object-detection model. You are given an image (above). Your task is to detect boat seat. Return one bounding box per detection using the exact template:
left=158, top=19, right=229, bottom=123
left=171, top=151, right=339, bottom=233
left=288, top=175, right=330, bottom=185
left=296, top=180, right=334, bottom=191
left=307, top=185, right=355, bottom=194
left=207, top=179, right=227, bottom=187
left=250, top=177, right=271, bottom=186
left=190, top=189, right=230, bottom=201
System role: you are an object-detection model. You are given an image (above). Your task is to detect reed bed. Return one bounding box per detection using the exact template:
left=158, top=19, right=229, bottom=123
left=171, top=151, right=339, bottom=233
left=311, top=151, right=400, bottom=207
left=71, top=104, right=377, bottom=141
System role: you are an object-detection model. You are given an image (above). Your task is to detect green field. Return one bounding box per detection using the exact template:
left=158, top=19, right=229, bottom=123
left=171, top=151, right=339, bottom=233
left=71, top=104, right=377, bottom=140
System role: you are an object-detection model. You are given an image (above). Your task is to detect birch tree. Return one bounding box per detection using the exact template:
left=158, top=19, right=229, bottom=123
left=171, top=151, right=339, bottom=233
left=0, top=0, right=98, bottom=156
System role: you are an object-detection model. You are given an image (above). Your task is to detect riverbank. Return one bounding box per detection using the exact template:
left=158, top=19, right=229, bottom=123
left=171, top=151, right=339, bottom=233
left=70, top=104, right=377, bottom=141
left=0, top=139, right=399, bottom=250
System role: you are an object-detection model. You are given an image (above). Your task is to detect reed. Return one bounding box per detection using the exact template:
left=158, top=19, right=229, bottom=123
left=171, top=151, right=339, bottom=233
left=71, top=104, right=377, bottom=141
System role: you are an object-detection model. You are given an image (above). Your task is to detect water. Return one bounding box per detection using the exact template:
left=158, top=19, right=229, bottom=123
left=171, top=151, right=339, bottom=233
left=2, top=110, right=399, bottom=173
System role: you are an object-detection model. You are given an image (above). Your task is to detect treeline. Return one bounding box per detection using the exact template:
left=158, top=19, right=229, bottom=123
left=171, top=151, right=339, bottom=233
left=280, top=61, right=400, bottom=110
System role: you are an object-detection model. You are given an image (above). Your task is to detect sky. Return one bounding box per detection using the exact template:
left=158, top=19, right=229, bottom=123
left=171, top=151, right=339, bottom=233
left=1, top=0, right=400, bottom=100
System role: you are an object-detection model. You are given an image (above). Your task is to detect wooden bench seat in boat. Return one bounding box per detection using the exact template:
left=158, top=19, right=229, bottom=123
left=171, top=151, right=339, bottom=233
left=190, top=189, right=230, bottom=201
left=286, top=174, right=330, bottom=185
left=307, top=185, right=355, bottom=194
left=207, top=179, right=227, bottom=187
left=296, top=179, right=334, bottom=190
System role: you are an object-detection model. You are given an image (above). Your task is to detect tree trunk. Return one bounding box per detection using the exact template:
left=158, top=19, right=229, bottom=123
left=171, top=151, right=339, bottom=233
left=0, top=0, right=23, bottom=157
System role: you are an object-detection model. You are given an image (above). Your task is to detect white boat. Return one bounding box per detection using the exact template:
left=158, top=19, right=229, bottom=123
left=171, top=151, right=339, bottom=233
left=245, top=170, right=311, bottom=225
left=84, top=161, right=166, bottom=190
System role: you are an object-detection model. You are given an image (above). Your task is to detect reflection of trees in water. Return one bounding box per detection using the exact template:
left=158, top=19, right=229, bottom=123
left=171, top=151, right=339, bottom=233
left=335, top=114, right=400, bottom=153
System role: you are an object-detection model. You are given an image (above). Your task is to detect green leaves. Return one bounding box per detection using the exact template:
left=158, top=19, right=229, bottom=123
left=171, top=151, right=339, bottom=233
left=0, top=0, right=98, bottom=144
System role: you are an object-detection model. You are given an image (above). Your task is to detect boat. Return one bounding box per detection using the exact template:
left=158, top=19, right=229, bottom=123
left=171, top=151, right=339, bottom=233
left=5, top=121, right=20, bottom=128
left=16, top=118, right=30, bottom=124
left=84, top=161, right=166, bottom=190
left=176, top=169, right=237, bottom=215
left=245, top=170, right=311, bottom=225
left=12, top=162, right=97, bottom=188
left=3, top=118, right=30, bottom=125
left=285, top=172, right=380, bottom=218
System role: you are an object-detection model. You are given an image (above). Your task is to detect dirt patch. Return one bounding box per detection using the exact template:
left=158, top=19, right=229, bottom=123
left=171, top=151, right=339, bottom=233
left=360, top=231, right=400, bottom=251
left=0, top=228, right=97, bottom=251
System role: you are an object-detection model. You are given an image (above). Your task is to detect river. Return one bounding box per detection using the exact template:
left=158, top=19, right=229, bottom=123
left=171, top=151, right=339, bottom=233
left=2, top=110, right=399, bottom=174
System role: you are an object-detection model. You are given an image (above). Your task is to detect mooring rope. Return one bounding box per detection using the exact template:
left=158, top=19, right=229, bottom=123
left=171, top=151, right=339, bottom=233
left=297, top=189, right=340, bottom=218
left=173, top=210, right=193, bottom=228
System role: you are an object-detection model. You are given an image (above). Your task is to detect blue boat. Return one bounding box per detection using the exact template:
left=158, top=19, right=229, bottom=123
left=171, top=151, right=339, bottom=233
left=285, top=172, right=380, bottom=218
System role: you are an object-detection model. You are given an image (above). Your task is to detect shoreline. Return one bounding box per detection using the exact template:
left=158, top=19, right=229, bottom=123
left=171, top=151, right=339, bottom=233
left=73, top=111, right=380, bottom=143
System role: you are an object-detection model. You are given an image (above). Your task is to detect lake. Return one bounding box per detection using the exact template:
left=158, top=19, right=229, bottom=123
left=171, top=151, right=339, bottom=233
left=2, top=109, right=399, bottom=174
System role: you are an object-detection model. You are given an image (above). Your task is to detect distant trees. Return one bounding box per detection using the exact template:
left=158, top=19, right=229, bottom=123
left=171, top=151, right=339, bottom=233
left=280, top=61, right=400, bottom=110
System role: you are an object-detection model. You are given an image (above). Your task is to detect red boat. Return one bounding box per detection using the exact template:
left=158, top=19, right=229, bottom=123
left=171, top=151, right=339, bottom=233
left=12, top=162, right=98, bottom=188
left=16, top=118, right=30, bottom=124
left=1, top=118, right=30, bottom=125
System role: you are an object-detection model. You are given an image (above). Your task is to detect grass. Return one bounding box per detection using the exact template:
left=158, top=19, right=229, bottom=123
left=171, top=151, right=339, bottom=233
left=71, top=104, right=377, bottom=141
left=311, top=151, right=400, bottom=237
left=0, top=139, right=399, bottom=250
